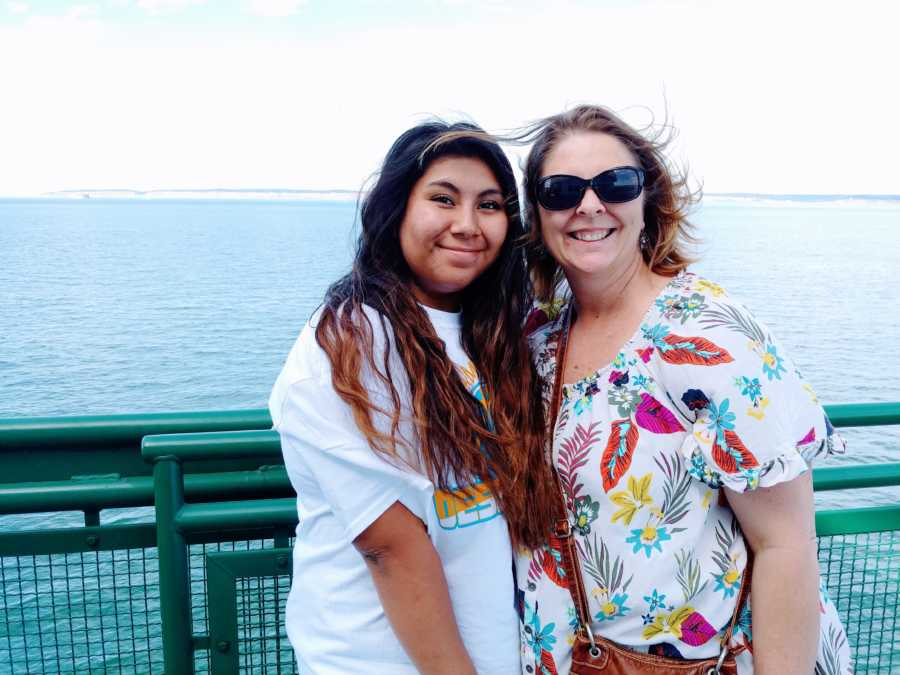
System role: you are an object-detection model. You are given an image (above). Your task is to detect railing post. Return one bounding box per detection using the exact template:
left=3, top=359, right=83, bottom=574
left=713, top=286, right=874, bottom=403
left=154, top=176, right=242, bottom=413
left=153, top=456, right=194, bottom=674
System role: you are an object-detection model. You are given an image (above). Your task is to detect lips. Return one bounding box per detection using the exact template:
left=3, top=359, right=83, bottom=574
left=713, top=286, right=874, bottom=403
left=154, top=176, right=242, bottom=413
left=438, top=245, right=485, bottom=254
left=569, top=228, right=615, bottom=242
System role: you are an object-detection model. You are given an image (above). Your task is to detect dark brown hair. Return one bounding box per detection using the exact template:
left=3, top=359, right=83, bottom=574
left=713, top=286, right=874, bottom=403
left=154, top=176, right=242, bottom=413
left=520, top=105, right=700, bottom=301
left=315, top=121, right=556, bottom=548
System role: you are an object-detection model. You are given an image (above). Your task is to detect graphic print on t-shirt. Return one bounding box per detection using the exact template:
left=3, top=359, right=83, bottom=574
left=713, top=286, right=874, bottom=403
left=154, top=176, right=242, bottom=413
left=432, top=361, right=501, bottom=530
left=433, top=479, right=499, bottom=530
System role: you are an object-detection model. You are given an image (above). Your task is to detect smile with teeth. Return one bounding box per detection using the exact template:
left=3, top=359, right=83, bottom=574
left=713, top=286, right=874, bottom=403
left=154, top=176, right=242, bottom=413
left=569, top=228, right=614, bottom=242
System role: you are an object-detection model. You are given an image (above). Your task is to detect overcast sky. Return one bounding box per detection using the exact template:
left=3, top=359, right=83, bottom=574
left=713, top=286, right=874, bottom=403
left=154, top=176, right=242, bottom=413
left=1, top=0, right=897, bottom=196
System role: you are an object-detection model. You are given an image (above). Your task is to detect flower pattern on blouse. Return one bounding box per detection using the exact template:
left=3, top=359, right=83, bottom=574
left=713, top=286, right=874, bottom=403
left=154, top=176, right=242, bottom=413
left=517, top=272, right=852, bottom=675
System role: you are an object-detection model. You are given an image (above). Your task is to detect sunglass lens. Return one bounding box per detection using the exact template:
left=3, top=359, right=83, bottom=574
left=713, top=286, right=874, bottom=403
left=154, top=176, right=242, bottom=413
left=538, top=176, right=586, bottom=210
left=597, top=168, right=643, bottom=203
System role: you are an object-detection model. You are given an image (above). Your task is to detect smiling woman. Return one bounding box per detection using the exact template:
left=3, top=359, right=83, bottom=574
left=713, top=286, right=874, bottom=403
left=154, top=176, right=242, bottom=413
left=399, top=155, right=509, bottom=311
left=515, top=105, right=852, bottom=675
left=268, top=120, right=557, bottom=674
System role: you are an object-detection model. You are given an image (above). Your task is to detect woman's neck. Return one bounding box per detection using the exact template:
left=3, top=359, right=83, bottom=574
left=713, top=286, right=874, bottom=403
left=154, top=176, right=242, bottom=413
left=568, top=256, right=661, bottom=321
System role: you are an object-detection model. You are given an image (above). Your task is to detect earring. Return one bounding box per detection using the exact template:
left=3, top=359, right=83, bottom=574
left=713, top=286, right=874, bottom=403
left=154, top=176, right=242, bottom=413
left=639, top=229, right=650, bottom=251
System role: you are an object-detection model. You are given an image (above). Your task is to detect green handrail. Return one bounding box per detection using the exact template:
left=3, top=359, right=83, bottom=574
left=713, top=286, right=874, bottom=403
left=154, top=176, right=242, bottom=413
left=0, top=468, right=292, bottom=515
left=142, top=429, right=280, bottom=462
left=0, top=409, right=275, bottom=484
left=0, top=409, right=273, bottom=447
left=823, top=401, right=900, bottom=427
left=176, top=498, right=297, bottom=533
left=813, top=462, right=900, bottom=491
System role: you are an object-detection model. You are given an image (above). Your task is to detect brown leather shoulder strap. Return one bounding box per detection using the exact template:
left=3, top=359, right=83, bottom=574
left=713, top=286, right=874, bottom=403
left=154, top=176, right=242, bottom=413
left=545, top=306, right=595, bottom=636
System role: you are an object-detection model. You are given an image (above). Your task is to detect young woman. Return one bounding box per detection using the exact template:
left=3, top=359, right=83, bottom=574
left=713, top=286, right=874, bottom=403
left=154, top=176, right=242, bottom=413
left=516, top=106, right=851, bottom=674
left=269, top=121, right=556, bottom=674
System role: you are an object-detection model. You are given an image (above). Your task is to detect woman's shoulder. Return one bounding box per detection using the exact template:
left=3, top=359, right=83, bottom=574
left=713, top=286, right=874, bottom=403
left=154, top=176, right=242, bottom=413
left=306, top=302, right=391, bottom=333
left=641, top=271, right=798, bottom=390
left=269, top=303, right=402, bottom=427
left=278, top=304, right=393, bottom=384
left=643, top=271, right=845, bottom=491
left=643, top=271, right=771, bottom=351
left=651, top=271, right=742, bottom=325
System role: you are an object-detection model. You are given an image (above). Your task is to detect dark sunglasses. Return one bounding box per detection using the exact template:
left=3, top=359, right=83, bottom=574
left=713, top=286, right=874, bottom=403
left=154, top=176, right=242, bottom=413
left=536, top=166, right=645, bottom=211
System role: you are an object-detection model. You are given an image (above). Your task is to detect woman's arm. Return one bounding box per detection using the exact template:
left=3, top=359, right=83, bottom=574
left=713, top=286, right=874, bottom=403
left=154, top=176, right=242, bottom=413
left=353, top=501, right=477, bottom=675
left=726, top=471, right=819, bottom=675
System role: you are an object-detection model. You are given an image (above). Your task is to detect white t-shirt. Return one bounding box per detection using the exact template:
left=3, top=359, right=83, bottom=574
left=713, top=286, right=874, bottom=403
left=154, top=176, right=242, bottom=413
left=269, top=304, right=520, bottom=675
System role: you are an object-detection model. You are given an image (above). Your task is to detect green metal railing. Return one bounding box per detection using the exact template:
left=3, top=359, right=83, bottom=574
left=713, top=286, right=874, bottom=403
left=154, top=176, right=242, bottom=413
left=0, top=410, right=288, bottom=674
left=0, top=402, right=898, bottom=673
left=142, top=432, right=294, bottom=674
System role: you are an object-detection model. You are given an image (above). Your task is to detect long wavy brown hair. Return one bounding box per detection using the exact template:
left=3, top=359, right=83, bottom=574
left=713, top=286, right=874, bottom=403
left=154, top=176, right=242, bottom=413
left=314, top=121, right=557, bottom=548
left=518, top=105, right=701, bottom=301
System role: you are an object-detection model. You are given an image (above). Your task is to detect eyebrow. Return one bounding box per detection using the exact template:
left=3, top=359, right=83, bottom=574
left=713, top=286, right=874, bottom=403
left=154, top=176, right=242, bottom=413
left=427, top=180, right=504, bottom=199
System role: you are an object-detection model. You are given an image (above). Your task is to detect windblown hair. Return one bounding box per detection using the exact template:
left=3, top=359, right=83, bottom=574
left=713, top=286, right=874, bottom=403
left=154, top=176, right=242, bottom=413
left=518, top=105, right=700, bottom=301
left=314, top=121, right=557, bottom=548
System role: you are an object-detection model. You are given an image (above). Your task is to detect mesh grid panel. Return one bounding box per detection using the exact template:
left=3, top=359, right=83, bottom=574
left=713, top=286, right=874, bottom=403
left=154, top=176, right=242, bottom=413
left=0, top=548, right=162, bottom=674
left=189, top=539, right=279, bottom=674
left=1, top=532, right=894, bottom=672
left=236, top=572, right=295, bottom=673
left=818, top=530, right=900, bottom=674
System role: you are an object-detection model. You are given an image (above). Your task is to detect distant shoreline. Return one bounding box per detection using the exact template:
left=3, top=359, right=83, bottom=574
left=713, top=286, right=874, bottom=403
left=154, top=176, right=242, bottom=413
left=705, top=193, right=900, bottom=203
left=1, top=189, right=899, bottom=206
left=30, top=188, right=362, bottom=202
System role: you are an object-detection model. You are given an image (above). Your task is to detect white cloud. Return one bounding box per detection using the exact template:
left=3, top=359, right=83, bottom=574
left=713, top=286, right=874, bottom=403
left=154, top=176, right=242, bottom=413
left=0, top=0, right=897, bottom=195
left=135, top=0, right=205, bottom=15
left=244, top=0, right=307, bottom=18
left=10, top=5, right=105, bottom=35
left=6, top=1, right=29, bottom=14
left=68, top=4, right=100, bottom=19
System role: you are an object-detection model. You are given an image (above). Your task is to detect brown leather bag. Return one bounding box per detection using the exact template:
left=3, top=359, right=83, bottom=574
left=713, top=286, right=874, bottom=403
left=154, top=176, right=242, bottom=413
left=546, top=306, right=750, bottom=675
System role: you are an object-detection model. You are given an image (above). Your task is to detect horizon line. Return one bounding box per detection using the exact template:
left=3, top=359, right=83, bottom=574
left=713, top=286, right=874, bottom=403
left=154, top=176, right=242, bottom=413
left=2, top=189, right=900, bottom=201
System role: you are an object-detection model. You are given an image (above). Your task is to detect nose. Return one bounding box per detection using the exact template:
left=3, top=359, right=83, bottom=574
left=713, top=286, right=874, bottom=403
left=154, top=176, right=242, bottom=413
left=449, top=206, right=481, bottom=237
left=576, top=187, right=607, bottom=216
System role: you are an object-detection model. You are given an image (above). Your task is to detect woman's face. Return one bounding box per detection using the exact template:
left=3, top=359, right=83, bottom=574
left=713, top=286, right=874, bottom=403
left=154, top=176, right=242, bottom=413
left=399, top=155, right=509, bottom=311
left=537, top=131, right=646, bottom=284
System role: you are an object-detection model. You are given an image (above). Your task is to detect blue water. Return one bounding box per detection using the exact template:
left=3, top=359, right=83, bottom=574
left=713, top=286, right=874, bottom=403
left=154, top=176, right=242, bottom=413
left=1, top=197, right=899, bottom=510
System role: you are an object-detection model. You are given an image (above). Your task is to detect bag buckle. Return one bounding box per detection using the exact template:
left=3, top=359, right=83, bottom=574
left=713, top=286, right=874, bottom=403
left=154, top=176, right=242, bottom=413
left=707, top=644, right=730, bottom=674
left=553, top=518, right=571, bottom=538
left=579, top=627, right=601, bottom=657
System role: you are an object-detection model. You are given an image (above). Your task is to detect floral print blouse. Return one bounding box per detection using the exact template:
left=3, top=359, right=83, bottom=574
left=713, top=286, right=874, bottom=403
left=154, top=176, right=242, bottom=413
left=516, top=272, right=852, bottom=675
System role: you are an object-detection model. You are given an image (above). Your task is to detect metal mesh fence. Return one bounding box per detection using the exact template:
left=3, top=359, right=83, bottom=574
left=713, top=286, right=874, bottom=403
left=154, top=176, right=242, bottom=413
left=189, top=538, right=282, bottom=674
left=0, top=548, right=162, bottom=673
left=819, top=530, right=900, bottom=674
left=236, top=571, right=295, bottom=673
left=0, top=537, right=288, bottom=673
left=0, top=531, right=895, bottom=673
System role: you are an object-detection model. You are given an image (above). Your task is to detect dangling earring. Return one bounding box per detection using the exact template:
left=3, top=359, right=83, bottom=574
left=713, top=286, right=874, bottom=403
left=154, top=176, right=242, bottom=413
left=639, top=229, right=650, bottom=251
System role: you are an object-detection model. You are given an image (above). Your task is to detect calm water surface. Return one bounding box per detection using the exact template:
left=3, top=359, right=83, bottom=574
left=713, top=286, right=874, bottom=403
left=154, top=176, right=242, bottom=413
left=1, top=197, right=899, bottom=509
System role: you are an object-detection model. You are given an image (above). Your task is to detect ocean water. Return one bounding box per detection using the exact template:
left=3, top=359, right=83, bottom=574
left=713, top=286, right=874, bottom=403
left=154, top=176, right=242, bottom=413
left=1, top=197, right=899, bottom=511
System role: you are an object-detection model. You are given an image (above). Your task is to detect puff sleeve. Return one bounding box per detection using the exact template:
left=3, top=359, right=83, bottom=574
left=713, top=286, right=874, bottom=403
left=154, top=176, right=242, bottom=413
left=646, top=283, right=845, bottom=493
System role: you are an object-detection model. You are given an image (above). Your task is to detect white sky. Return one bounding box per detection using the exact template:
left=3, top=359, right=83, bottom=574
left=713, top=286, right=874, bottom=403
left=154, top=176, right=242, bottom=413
left=1, top=0, right=898, bottom=195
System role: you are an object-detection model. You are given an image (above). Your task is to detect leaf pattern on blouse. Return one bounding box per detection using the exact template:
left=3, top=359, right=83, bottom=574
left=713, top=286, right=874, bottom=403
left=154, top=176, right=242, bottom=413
left=558, top=422, right=601, bottom=508
left=635, top=393, right=685, bottom=434
left=600, top=418, right=639, bottom=492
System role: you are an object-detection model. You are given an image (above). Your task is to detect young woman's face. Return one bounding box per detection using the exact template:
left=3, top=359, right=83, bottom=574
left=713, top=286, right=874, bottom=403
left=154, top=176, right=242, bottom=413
left=538, top=131, right=646, bottom=284
left=399, top=155, right=509, bottom=311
